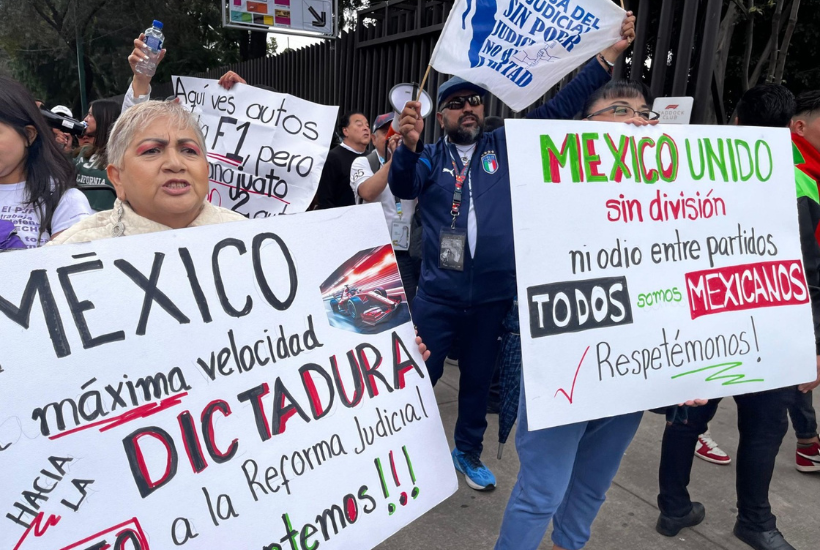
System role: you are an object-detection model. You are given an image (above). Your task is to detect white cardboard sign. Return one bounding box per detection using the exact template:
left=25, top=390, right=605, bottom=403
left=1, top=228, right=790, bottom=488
left=652, top=97, right=694, bottom=124
left=173, top=76, right=338, bottom=218
left=507, top=119, right=816, bottom=430
left=0, top=205, right=456, bottom=549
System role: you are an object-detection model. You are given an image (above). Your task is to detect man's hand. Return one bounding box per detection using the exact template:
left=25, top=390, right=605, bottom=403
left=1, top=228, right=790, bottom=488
left=218, top=71, right=247, bottom=90
left=387, top=134, right=402, bottom=156
left=600, top=11, right=636, bottom=64
left=399, top=101, right=424, bottom=151
left=128, top=34, right=166, bottom=96
left=415, top=332, right=431, bottom=362
left=798, top=355, right=820, bottom=393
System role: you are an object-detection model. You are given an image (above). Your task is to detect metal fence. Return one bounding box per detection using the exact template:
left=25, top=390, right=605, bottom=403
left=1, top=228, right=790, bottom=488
left=152, top=0, right=726, bottom=140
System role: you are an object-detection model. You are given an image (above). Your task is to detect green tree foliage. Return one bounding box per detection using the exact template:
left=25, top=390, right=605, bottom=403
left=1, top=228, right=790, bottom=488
left=0, top=0, right=278, bottom=112
left=632, top=0, right=820, bottom=121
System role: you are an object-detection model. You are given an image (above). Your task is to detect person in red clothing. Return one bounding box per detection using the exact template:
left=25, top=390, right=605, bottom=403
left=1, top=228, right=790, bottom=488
left=790, top=90, right=820, bottom=472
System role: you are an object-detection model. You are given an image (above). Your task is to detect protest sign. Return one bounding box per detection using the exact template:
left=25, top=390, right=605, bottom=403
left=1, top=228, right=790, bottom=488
left=0, top=205, right=456, bottom=549
left=172, top=76, right=338, bottom=218
left=430, top=0, right=624, bottom=111
left=506, top=120, right=817, bottom=430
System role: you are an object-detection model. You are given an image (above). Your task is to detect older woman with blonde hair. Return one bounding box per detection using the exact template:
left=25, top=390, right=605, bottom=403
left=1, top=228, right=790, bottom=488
left=51, top=100, right=244, bottom=244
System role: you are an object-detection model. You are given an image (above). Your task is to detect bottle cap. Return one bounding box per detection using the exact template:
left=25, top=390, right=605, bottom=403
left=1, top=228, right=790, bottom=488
left=152, top=20, right=163, bottom=29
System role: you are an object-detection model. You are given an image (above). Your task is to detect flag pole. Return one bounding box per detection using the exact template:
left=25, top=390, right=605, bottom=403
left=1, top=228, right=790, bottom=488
left=620, top=0, right=625, bottom=8
left=416, top=65, right=432, bottom=102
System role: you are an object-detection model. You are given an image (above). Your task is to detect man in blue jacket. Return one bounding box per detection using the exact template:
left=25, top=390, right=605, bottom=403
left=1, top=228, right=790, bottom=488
left=388, top=15, right=636, bottom=490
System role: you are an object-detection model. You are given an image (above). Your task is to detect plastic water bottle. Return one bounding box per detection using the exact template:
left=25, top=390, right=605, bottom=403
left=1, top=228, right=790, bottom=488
left=135, top=20, right=164, bottom=77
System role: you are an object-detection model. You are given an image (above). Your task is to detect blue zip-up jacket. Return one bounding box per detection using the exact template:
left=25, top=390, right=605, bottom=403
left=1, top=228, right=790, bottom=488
left=389, top=60, right=610, bottom=307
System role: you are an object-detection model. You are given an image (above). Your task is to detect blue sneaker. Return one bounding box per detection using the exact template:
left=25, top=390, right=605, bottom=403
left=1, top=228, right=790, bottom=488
left=452, top=448, right=496, bottom=491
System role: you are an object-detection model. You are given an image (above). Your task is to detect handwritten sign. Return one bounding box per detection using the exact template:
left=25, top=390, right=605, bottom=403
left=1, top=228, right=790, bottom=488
left=431, top=0, right=624, bottom=111
left=0, top=205, right=456, bottom=549
left=506, top=120, right=817, bottom=429
left=173, top=76, right=338, bottom=217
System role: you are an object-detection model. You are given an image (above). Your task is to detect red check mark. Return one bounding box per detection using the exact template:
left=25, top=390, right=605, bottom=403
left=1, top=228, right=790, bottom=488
left=554, top=346, right=590, bottom=404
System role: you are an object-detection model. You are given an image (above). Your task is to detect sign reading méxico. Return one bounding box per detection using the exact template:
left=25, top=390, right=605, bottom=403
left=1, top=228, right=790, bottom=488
left=431, top=0, right=625, bottom=111
left=0, top=206, right=456, bottom=550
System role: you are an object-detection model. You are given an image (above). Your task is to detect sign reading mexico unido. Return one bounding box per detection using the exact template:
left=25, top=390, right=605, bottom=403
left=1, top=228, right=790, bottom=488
left=0, top=205, right=456, bottom=549
left=506, top=120, right=817, bottom=430
left=173, top=75, right=338, bottom=218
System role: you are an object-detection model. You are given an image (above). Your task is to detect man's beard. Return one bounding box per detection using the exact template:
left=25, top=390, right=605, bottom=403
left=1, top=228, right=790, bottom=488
left=445, top=115, right=484, bottom=145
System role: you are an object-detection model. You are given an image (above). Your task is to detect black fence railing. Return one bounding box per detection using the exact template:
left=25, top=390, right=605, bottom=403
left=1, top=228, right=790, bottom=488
left=150, top=0, right=726, bottom=141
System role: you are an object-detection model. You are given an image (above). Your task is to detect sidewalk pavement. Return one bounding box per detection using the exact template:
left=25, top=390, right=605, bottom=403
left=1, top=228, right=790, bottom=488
left=377, top=364, right=820, bottom=550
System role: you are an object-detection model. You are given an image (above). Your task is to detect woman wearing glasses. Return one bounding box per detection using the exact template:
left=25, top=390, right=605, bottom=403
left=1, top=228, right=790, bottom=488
left=495, top=80, right=665, bottom=550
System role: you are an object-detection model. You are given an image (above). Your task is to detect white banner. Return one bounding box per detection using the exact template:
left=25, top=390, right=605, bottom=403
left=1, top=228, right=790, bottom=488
left=431, top=0, right=624, bottom=111
left=507, top=119, right=817, bottom=430
left=0, top=205, right=456, bottom=549
left=173, top=76, right=338, bottom=217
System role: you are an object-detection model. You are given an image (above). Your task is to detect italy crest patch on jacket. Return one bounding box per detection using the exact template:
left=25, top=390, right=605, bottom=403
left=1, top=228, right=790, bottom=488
left=482, top=151, right=499, bottom=174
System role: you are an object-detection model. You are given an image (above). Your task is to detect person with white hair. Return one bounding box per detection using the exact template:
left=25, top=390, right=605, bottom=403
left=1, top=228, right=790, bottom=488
left=50, top=100, right=245, bottom=243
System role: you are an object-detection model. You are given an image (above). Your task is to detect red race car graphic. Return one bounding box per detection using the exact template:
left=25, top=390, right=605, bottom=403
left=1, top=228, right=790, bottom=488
left=320, top=245, right=411, bottom=335
left=329, top=285, right=403, bottom=326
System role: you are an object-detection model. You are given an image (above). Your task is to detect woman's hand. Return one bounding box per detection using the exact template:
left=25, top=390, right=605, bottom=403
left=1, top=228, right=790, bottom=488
left=623, top=116, right=659, bottom=127
left=678, top=399, right=709, bottom=407
left=128, top=34, right=166, bottom=96
left=600, top=11, right=636, bottom=65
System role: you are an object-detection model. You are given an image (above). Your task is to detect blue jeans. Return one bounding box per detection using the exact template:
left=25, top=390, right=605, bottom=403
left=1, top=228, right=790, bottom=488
left=495, top=382, right=643, bottom=550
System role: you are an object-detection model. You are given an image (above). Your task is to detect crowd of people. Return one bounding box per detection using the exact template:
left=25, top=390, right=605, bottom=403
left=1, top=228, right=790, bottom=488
left=2, top=10, right=820, bottom=550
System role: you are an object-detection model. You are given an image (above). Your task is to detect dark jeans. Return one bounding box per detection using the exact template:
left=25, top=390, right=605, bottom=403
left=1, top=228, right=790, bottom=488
left=412, top=294, right=510, bottom=455
left=788, top=388, right=818, bottom=440
left=395, top=251, right=420, bottom=313
left=657, top=387, right=794, bottom=532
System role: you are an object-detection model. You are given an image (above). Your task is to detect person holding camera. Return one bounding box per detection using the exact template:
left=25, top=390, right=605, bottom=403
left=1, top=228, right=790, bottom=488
left=48, top=105, right=77, bottom=153
left=0, top=76, right=92, bottom=248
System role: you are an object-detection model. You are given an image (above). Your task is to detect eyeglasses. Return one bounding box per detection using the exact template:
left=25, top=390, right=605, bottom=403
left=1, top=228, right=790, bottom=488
left=585, top=105, right=660, bottom=121
left=441, top=94, right=483, bottom=111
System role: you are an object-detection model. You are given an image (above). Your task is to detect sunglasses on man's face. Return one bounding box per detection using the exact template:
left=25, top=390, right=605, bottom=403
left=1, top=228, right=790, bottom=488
left=441, top=94, right=483, bottom=111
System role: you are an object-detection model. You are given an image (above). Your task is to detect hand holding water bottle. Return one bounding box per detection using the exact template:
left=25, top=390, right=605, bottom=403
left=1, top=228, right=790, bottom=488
left=128, top=27, right=166, bottom=80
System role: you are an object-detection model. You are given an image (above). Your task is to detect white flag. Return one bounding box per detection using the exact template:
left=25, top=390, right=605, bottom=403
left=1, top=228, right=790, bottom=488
left=430, top=0, right=625, bottom=111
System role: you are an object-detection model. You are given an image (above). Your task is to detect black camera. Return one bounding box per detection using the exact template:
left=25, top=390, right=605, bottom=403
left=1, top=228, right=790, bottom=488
left=40, top=107, right=87, bottom=136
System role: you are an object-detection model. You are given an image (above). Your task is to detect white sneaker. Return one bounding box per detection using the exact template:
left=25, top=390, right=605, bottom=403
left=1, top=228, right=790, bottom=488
left=695, top=431, right=732, bottom=465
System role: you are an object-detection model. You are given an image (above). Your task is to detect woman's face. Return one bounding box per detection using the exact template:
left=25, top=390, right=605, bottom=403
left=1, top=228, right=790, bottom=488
left=586, top=95, right=652, bottom=122
left=107, top=116, right=209, bottom=229
left=79, top=107, right=96, bottom=148
left=0, top=122, right=34, bottom=185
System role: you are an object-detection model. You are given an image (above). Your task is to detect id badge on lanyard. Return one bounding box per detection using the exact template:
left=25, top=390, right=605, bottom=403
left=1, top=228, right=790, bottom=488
left=439, top=155, right=470, bottom=271
left=392, top=200, right=411, bottom=251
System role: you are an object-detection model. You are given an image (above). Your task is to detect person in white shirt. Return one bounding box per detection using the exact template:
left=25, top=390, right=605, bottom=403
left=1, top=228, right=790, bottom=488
left=350, top=113, right=419, bottom=308
left=0, top=76, right=92, bottom=248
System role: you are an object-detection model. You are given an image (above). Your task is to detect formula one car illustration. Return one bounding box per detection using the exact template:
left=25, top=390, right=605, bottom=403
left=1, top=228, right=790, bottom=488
left=329, top=285, right=403, bottom=326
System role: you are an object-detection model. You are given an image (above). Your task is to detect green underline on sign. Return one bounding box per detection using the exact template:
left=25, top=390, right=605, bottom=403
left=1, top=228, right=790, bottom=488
left=670, top=361, right=764, bottom=386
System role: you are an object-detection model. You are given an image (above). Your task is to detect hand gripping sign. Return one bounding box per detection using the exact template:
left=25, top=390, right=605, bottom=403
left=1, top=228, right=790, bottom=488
left=506, top=120, right=817, bottom=430
left=0, top=205, right=456, bottom=550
